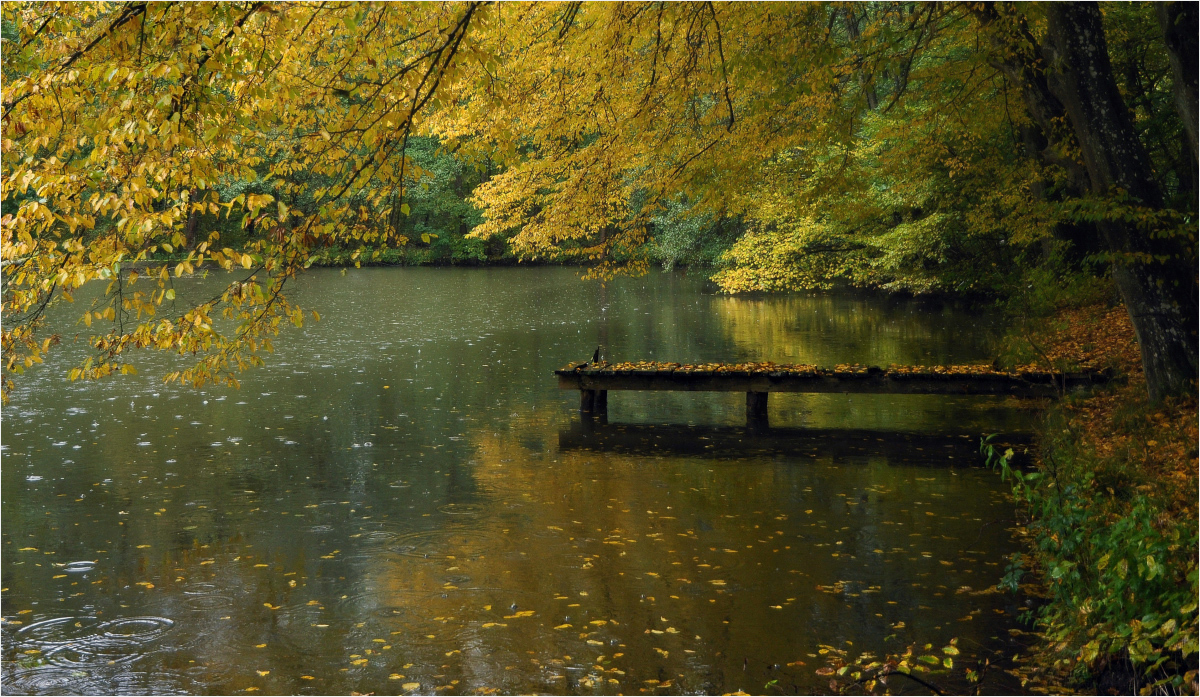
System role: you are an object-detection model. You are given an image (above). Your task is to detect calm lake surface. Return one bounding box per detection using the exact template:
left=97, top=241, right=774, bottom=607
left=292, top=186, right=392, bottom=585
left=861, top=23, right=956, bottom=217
left=2, top=267, right=1037, bottom=695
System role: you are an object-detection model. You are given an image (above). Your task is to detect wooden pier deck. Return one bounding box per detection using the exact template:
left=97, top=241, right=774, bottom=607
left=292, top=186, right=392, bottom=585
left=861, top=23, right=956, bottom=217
left=555, top=360, right=1111, bottom=424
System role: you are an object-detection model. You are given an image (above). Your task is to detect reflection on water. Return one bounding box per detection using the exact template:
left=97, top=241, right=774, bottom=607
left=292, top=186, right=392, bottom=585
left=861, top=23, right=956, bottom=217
left=559, top=422, right=1033, bottom=466
left=2, top=268, right=1033, bottom=694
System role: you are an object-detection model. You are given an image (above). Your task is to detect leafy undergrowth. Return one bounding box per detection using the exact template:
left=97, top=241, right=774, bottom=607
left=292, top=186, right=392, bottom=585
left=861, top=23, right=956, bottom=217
left=994, top=302, right=1199, bottom=695
left=1005, top=303, right=1143, bottom=375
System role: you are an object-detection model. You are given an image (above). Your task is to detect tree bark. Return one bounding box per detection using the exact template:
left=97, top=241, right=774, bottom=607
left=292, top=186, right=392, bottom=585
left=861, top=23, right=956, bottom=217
left=1041, top=2, right=1197, bottom=400
left=1156, top=2, right=1198, bottom=157
left=975, top=6, right=1103, bottom=264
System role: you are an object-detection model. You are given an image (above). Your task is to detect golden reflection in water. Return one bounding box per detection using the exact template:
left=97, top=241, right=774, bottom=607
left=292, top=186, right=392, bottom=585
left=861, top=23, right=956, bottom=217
left=348, top=407, right=1024, bottom=695
left=708, top=294, right=994, bottom=366
left=2, top=408, right=1025, bottom=695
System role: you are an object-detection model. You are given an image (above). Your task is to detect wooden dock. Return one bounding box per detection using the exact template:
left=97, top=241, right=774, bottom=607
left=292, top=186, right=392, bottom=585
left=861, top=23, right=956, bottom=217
left=555, top=360, right=1111, bottom=424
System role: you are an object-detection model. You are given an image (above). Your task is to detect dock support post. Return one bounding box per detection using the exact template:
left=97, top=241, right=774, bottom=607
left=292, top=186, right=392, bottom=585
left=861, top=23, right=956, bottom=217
left=580, top=389, right=597, bottom=413
left=595, top=390, right=607, bottom=415
left=746, top=391, right=768, bottom=427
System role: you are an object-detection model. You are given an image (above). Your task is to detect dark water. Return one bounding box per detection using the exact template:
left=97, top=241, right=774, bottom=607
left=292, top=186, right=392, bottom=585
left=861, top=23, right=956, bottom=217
left=1, top=268, right=1036, bottom=695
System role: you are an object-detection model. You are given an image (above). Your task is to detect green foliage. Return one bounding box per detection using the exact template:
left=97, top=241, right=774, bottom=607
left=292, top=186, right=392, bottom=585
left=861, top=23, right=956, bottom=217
left=395, top=136, right=489, bottom=261
left=983, top=428, right=1199, bottom=692
left=816, top=638, right=969, bottom=695
left=711, top=36, right=1051, bottom=297
left=649, top=196, right=743, bottom=270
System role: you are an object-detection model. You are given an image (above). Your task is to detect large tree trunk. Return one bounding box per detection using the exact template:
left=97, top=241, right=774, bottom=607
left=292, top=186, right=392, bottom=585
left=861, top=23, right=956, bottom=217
left=1041, top=2, right=1197, bottom=401
left=1156, top=2, right=1198, bottom=157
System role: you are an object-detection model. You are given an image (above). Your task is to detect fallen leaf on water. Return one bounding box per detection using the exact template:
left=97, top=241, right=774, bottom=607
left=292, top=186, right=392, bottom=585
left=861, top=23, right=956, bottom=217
left=402, top=683, right=420, bottom=691
left=554, top=624, right=572, bottom=630
left=503, top=610, right=535, bottom=619
left=256, top=670, right=269, bottom=676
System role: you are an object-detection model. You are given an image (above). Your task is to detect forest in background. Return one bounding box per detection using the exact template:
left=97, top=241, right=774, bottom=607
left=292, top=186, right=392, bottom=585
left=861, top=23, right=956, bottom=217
left=2, top=2, right=1196, bottom=693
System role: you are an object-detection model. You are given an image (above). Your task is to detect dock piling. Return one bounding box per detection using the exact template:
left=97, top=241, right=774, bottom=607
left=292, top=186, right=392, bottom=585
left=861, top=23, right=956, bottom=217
left=746, top=391, right=769, bottom=426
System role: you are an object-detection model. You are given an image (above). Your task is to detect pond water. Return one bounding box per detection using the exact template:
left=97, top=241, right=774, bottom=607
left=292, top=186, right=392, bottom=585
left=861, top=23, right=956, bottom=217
left=1, top=267, right=1037, bottom=695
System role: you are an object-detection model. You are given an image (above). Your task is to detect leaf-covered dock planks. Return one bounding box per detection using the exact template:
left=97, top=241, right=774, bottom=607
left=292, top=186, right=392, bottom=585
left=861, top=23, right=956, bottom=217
left=556, top=361, right=1111, bottom=399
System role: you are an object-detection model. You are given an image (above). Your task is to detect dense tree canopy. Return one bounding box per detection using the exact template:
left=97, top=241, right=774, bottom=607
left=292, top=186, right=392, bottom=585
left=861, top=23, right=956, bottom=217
left=2, top=1, right=1196, bottom=400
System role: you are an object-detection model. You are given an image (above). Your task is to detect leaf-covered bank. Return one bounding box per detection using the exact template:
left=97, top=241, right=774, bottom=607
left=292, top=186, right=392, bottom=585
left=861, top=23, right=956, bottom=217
left=993, top=294, right=1198, bottom=694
